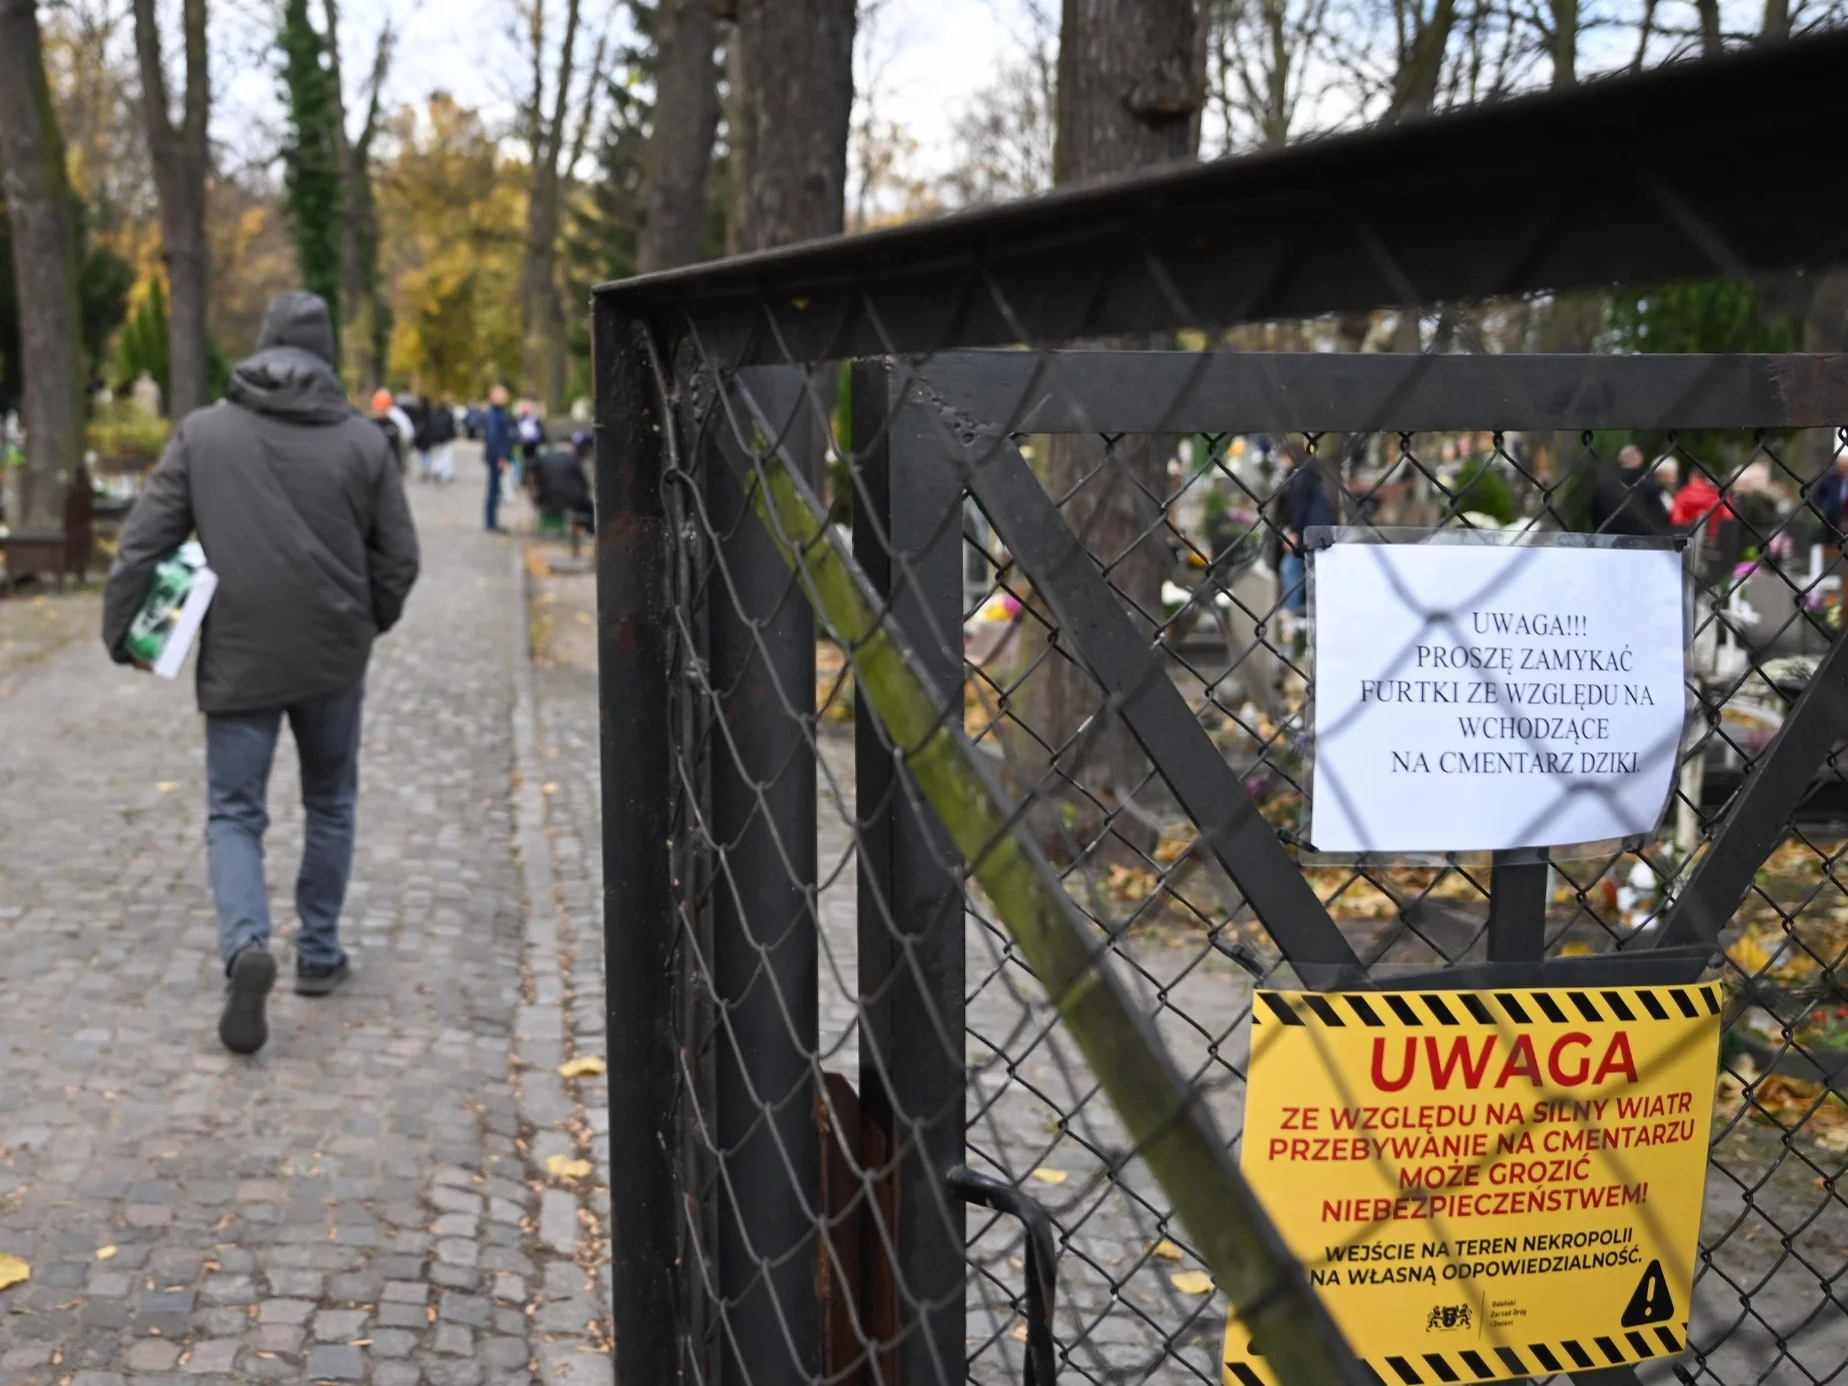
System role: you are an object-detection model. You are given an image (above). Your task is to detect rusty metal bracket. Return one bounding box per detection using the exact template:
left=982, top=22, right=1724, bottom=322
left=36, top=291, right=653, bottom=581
left=949, top=1167, right=1059, bottom=1386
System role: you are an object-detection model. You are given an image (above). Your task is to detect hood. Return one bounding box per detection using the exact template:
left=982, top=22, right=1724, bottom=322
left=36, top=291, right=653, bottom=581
left=226, top=291, right=349, bottom=424
left=256, top=291, right=336, bottom=363
left=225, top=346, right=353, bottom=425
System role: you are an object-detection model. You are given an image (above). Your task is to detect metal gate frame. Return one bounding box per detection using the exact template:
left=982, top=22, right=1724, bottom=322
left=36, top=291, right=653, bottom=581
left=594, top=32, right=1848, bottom=1386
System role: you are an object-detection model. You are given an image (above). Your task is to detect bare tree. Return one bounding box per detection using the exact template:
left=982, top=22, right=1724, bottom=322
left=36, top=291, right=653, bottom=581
left=0, top=0, right=86, bottom=528
left=637, top=0, right=721, bottom=272
left=941, top=0, right=1058, bottom=205
left=733, top=0, right=856, bottom=250
left=1207, top=0, right=1336, bottom=149
left=323, top=0, right=394, bottom=387
left=521, top=0, right=606, bottom=412
left=132, top=0, right=210, bottom=417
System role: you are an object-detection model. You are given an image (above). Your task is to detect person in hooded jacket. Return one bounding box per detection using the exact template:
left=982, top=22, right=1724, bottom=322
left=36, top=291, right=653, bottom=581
left=101, top=291, right=420, bottom=1055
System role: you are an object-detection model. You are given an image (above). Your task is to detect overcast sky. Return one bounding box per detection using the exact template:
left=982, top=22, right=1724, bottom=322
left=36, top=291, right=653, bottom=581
left=214, top=0, right=1038, bottom=183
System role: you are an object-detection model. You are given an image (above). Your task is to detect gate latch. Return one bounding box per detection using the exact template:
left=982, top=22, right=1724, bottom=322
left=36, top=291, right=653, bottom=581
left=948, top=1166, right=1058, bottom=1385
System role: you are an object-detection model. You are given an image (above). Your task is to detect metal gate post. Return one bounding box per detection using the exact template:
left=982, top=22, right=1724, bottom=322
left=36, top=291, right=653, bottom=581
left=852, top=361, right=970, bottom=1385
left=707, top=367, right=823, bottom=1383
left=593, top=303, right=681, bottom=1383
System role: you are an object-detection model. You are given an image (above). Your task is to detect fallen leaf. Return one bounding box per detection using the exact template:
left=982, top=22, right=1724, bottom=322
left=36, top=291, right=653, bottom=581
left=0, top=1254, right=29, bottom=1292
left=1009, top=1324, right=1029, bottom=1342
left=155, top=782, right=178, bottom=794
left=558, top=1055, right=606, bottom=1079
left=1170, top=1270, right=1215, bottom=1296
left=542, top=783, right=558, bottom=795
left=1556, top=941, right=1594, bottom=957
left=94, top=1246, right=118, bottom=1261
left=1149, top=1239, right=1184, bottom=1262
left=1029, top=1168, right=1068, bottom=1185
left=546, top=1155, right=593, bottom=1181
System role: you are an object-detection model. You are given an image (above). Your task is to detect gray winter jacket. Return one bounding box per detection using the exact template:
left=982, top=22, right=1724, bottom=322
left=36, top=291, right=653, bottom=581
left=102, top=292, right=420, bottom=714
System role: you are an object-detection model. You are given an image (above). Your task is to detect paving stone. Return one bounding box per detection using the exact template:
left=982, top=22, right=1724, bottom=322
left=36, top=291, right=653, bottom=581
left=381, top=1280, right=429, bottom=1304
left=313, top=1307, right=369, bottom=1341
left=202, top=1274, right=256, bottom=1306
left=428, top=1262, right=479, bottom=1291
left=258, top=1299, right=315, bottom=1326
left=439, top=1291, right=490, bottom=1327
left=125, top=1339, right=182, bottom=1371
left=376, top=1302, right=428, bottom=1330
left=423, top=1356, right=484, bottom=1386
left=433, top=1322, right=474, bottom=1356
left=182, top=1339, right=241, bottom=1375
left=433, top=1237, right=479, bottom=1269
left=249, top=1324, right=304, bottom=1355
left=482, top=1335, right=531, bottom=1369
left=192, top=1307, right=253, bottom=1336
left=537, top=1191, right=578, bottom=1256
left=369, top=1327, right=418, bottom=1358
left=304, top=1343, right=366, bottom=1380
left=374, top=1362, right=422, bottom=1386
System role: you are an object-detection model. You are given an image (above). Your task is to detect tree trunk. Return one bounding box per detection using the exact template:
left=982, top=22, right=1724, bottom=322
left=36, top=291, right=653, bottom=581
left=1019, top=0, right=1203, bottom=846
left=1695, top=0, right=1723, bottom=54
left=132, top=0, right=209, bottom=417
left=322, top=1, right=391, bottom=388
left=521, top=0, right=585, bottom=414
left=1384, top=0, right=1457, bottom=122
left=734, top=0, right=856, bottom=251
left=323, top=0, right=360, bottom=375
left=0, top=0, right=85, bottom=529
left=638, top=0, right=721, bottom=273
left=1551, top=0, right=1578, bottom=85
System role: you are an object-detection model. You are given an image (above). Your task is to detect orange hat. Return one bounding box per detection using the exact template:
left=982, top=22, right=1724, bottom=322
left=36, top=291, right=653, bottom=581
left=370, top=389, right=393, bottom=414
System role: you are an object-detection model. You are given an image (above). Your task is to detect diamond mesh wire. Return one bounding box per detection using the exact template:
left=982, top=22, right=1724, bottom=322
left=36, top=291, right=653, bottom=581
left=596, top=40, right=1848, bottom=1386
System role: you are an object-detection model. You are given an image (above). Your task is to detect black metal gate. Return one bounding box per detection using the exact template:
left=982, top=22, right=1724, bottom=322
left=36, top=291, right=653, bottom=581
left=595, top=34, right=1848, bottom=1386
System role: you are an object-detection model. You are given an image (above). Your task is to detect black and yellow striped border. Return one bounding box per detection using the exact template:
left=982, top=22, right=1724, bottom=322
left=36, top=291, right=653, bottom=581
left=1226, top=1321, right=1690, bottom=1384
left=1253, top=982, right=1723, bottom=1029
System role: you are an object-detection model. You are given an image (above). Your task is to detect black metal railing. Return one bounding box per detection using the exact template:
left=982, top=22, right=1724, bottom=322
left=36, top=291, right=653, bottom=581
left=595, top=32, right=1848, bottom=1386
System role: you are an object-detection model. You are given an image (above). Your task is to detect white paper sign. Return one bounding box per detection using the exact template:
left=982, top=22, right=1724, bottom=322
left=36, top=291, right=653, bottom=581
left=1308, top=541, right=1685, bottom=854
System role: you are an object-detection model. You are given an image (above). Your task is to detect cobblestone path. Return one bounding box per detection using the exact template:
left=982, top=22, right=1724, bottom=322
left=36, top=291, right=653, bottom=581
left=0, top=465, right=612, bottom=1386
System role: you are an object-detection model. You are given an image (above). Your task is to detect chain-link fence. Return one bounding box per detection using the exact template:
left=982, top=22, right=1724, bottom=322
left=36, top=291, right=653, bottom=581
left=593, top=33, right=1848, bottom=1386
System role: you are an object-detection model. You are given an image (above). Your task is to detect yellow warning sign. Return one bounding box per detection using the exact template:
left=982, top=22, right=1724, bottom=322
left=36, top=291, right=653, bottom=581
left=1223, top=983, right=1722, bottom=1386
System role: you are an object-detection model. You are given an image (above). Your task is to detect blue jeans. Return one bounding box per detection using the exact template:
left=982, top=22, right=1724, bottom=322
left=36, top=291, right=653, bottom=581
left=1280, top=551, right=1307, bottom=615
left=205, top=685, right=363, bottom=972
left=485, top=461, right=504, bottom=530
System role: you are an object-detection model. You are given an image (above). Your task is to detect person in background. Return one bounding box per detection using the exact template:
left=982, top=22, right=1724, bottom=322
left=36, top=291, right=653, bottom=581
left=528, top=430, right=595, bottom=535
left=481, top=385, right=516, bottom=533
left=1589, top=442, right=1672, bottom=537
left=100, top=291, right=419, bottom=1053
left=1810, top=450, right=1848, bottom=550
left=515, top=403, right=544, bottom=486
left=1277, top=441, right=1336, bottom=617
left=411, top=395, right=436, bottom=480
left=423, top=392, right=458, bottom=485
left=1670, top=465, right=1729, bottom=540
left=370, top=389, right=414, bottom=474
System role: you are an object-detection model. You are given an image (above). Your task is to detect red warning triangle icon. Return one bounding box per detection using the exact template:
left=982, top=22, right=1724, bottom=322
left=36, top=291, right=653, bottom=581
left=1620, top=1259, right=1674, bottom=1327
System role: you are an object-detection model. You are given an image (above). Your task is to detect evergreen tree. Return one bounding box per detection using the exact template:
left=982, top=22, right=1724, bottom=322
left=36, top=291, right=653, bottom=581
left=117, top=276, right=171, bottom=399
left=278, top=0, right=343, bottom=351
